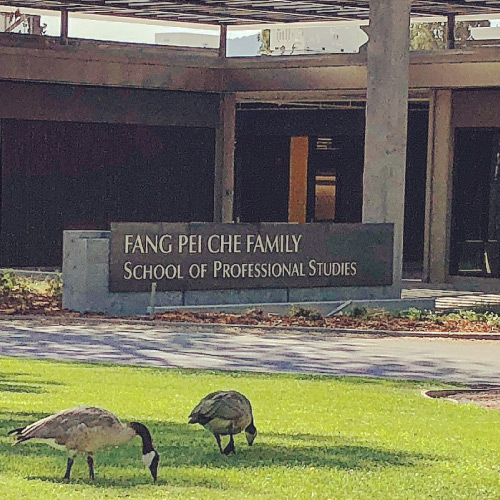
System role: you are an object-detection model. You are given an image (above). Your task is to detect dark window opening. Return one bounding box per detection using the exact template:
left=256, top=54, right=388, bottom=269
left=0, top=120, right=215, bottom=267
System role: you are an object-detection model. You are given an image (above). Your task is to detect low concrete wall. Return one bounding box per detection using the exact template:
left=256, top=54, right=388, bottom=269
left=63, top=230, right=402, bottom=315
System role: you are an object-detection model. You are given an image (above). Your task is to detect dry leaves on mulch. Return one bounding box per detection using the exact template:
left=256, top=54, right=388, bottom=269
left=151, top=310, right=500, bottom=333
left=0, top=290, right=61, bottom=315
left=2, top=290, right=500, bottom=334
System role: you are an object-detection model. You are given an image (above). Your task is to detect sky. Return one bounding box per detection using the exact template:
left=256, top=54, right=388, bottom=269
left=1, top=6, right=261, bottom=43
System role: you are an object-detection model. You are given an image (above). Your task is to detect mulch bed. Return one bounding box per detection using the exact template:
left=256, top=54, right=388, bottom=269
left=2, top=290, right=500, bottom=334
left=426, top=388, right=500, bottom=410
left=148, top=310, right=500, bottom=334
left=0, top=290, right=61, bottom=316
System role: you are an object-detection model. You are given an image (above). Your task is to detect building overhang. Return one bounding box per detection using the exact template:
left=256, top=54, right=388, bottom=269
left=0, top=0, right=500, bottom=25
left=2, top=33, right=500, bottom=99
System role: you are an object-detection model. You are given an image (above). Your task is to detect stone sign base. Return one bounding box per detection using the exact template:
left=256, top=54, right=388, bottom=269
left=63, top=230, right=403, bottom=316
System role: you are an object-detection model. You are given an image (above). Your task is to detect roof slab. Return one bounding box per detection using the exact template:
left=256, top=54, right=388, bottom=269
left=0, top=0, right=500, bottom=25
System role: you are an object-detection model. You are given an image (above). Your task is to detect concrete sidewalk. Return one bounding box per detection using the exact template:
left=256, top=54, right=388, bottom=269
left=0, top=317, right=500, bottom=384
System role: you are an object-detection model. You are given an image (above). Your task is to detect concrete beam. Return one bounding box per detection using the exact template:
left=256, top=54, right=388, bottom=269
left=0, top=35, right=223, bottom=93
left=4, top=35, right=500, bottom=94
left=363, top=0, right=411, bottom=289
left=0, top=81, right=220, bottom=128
left=214, top=93, right=236, bottom=223
left=226, top=49, right=500, bottom=93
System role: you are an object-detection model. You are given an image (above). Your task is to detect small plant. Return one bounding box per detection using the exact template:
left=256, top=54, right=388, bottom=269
left=0, top=271, right=17, bottom=292
left=0, top=271, right=62, bottom=312
left=46, top=275, right=63, bottom=298
left=348, top=306, right=368, bottom=318
left=398, top=307, right=425, bottom=321
left=459, top=309, right=481, bottom=322
left=484, top=311, right=500, bottom=326
left=289, top=305, right=323, bottom=321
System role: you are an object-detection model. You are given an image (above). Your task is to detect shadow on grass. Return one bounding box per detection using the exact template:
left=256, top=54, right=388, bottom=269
left=153, top=425, right=430, bottom=471
left=0, top=372, right=64, bottom=394
left=1, top=412, right=435, bottom=488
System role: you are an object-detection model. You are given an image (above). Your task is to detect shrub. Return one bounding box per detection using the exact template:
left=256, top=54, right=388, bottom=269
left=348, top=306, right=369, bottom=318
left=0, top=270, right=62, bottom=309
left=289, top=305, right=323, bottom=321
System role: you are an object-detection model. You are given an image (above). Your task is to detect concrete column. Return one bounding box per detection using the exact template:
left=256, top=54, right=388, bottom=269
left=446, top=14, right=456, bottom=50
left=214, top=93, right=236, bottom=223
left=289, top=137, right=308, bottom=223
left=363, top=0, right=411, bottom=289
left=423, top=90, right=454, bottom=283
left=60, top=8, right=68, bottom=45
left=219, top=24, right=227, bottom=58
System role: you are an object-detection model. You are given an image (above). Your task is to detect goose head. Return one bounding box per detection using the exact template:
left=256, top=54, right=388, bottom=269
left=142, top=448, right=160, bottom=482
left=128, top=422, right=160, bottom=481
left=245, top=421, right=257, bottom=446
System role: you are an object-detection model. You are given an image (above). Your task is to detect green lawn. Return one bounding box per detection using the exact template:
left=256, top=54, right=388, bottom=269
left=0, top=357, right=499, bottom=499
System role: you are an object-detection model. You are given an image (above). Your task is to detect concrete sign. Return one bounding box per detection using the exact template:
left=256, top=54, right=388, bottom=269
left=109, top=222, right=393, bottom=292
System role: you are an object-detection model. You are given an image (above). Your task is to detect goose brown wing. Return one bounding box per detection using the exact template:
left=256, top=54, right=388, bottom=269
left=12, top=406, right=119, bottom=443
left=189, top=391, right=251, bottom=423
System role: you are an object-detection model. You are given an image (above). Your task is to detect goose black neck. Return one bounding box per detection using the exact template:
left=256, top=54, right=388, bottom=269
left=129, top=422, right=155, bottom=454
left=246, top=419, right=256, bottom=434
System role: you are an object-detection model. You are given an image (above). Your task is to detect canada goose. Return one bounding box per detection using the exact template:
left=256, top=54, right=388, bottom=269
left=8, top=406, right=160, bottom=481
left=188, top=390, right=257, bottom=455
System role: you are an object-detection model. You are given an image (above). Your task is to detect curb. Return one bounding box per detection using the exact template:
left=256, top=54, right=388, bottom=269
left=424, top=388, right=500, bottom=399
left=0, top=314, right=500, bottom=340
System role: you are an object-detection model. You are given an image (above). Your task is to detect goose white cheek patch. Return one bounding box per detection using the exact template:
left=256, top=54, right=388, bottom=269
left=142, top=451, right=156, bottom=467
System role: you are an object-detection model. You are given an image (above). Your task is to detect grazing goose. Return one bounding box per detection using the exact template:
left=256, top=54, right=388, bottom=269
left=8, top=406, right=159, bottom=481
left=188, top=390, right=257, bottom=455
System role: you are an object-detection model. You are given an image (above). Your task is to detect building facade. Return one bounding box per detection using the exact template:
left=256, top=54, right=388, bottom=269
left=1, top=0, right=500, bottom=295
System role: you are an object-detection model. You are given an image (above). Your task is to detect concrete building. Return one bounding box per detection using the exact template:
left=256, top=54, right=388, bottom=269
left=1, top=0, right=500, bottom=305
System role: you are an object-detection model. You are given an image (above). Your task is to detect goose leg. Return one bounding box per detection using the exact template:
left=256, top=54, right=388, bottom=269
left=214, top=433, right=224, bottom=454
left=63, top=457, right=74, bottom=480
left=87, top=453, right=95, bottom=480
left=223, top=435, right=235, bottom=455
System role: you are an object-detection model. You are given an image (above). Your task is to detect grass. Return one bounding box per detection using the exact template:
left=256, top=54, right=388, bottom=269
left=0, top=357, right=499, bottom=499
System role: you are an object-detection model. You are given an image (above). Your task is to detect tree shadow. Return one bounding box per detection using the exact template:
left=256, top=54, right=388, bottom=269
left=153, top=423, right=433, bottom=471
left=0, top=372, right=63, bottom=394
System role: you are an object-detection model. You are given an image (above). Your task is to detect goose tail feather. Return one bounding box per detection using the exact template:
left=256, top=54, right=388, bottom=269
left=7, top=427, right=25, bottom=436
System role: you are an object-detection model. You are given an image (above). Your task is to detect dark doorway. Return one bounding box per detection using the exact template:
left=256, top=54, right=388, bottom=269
left=306, top=135, right=364, bottom=223
left=235, top=134, right=290, bottom=222
left=450, top=128, right=500, bottom=277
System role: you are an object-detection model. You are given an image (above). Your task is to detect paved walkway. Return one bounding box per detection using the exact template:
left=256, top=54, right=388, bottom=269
left=0, top=318, right=500, bottom=384
left=402, top=286, right=500, bottom=310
